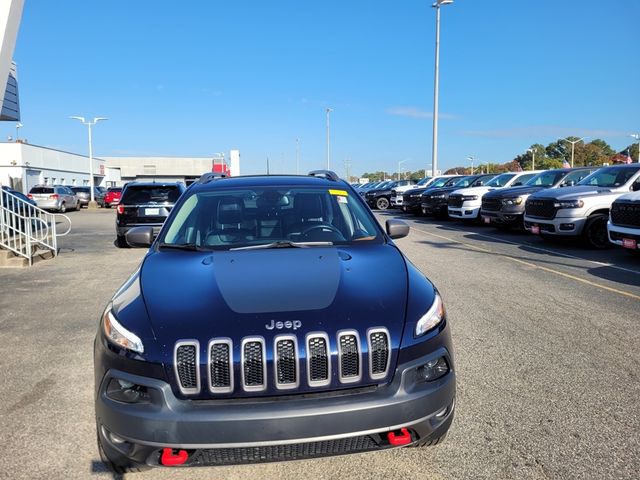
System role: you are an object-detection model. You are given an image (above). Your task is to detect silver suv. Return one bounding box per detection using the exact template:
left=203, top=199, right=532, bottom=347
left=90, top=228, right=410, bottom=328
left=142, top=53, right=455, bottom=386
left=28, top=185, right=80, bottom=212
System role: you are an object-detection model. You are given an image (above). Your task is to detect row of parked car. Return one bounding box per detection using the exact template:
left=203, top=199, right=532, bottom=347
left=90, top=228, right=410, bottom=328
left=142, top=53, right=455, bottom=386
left=352, top=164, right=640, bottom=252
left=24, top=185, right=123, bottom=212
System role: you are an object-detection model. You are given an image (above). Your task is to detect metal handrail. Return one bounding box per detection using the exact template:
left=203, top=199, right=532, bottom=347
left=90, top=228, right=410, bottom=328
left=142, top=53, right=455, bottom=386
left=0, top=188, right=72, bottom=266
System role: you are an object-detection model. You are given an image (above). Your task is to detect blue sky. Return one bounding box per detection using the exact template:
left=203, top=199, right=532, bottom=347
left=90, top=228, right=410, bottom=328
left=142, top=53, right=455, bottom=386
left=10, top=0, right=640, bottom=176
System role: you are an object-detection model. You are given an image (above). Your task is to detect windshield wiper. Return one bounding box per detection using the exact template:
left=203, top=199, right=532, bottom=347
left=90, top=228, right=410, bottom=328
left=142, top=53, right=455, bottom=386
left=157, top=242, right=202, bottom=251
left=230, top=240, right=333, bottom=251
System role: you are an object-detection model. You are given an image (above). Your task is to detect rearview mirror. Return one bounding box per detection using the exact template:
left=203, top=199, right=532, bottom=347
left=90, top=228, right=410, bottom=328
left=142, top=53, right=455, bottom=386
left=386, top=219, right=410, bottom=239
left=125, top=226, right=154, bottom=248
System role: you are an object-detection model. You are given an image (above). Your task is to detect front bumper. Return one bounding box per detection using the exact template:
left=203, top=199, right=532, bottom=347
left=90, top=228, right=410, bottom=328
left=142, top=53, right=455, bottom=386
left=608, top=221, right=640, bottom=249
left=480, top=210, right=523, bottom=225
left=391, top=196, right=403, bottom=206
left=448, top=204, right=480, bottom=219
left=523, top=215, right=587, bottom=236
left=96, top=348, right=455, bottom=468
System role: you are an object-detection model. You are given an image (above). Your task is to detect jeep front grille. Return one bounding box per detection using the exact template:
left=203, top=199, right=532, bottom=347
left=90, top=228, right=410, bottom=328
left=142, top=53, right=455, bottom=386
left=368, top=329, right=390, bottom=379
left=242, top=338, right=267, bottom=392
left=174, top=328, right=392, bottom=395
left=208, top=339, right=233, bottom=393
left=338, top=331, right=361, bottom=383
left=307, top=333, right=330, bottom=387
left=174, top=341, right=200, bottom=395
left=275, top=336, right=298, bottom=389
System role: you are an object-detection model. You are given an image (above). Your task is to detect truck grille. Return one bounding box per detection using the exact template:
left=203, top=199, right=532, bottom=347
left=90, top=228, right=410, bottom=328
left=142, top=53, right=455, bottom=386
left=482, top=197, right=502, bottom=212
left=611, top=201, right=640, bottom=227
left=525, top=199, right=557, bottom=219
left=188, top=434, right=382, bottom=466
left=174, top=328, right=392, bottom=396
left=175, top=342, right=200, bottom=394
left=448, top=195, right=464, bottom=208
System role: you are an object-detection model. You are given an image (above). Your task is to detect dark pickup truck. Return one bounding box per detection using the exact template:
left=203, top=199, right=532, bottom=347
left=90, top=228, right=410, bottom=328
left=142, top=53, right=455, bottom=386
left=421, top=174, right=496, bottom=218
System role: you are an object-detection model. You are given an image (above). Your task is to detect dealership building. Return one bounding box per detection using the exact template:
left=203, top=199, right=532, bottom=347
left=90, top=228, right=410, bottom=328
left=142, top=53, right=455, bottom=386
left=0, top=141, right=240, bottom=193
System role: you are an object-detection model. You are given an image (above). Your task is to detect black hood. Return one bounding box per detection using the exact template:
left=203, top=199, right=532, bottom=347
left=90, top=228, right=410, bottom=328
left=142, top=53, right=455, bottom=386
left=484, top=185, right=547, bottom=199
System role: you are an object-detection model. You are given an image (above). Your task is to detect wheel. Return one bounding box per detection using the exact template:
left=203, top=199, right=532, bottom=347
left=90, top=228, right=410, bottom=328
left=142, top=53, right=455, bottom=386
left=409, top=433, right=447, bottom=448
left=105, top=203, right=111, bottom=209
left=97, top=425, right=146, bottom=474
left=76, top=201, right=82, bottom=211
left=376, top=197, right=390, bottom=210
left=115, top=235, right=128, bottom=248
left=59, top=202, right=66, bottom=213
left=583, top=213, right=610, bottom=249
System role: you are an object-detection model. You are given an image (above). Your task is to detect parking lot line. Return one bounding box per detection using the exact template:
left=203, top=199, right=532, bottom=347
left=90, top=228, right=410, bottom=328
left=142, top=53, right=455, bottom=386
left=410, top=226, right=640, bottom=302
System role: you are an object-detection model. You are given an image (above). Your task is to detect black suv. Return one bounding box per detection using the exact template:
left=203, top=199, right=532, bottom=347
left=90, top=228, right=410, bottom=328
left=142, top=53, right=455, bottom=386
left=365, top=179, right=416, bottom=210
left=402, top=176, right=463, bottom=214
left=115, top=182, right=186, bottom=247
left=95, top=171, right=455, bottom=473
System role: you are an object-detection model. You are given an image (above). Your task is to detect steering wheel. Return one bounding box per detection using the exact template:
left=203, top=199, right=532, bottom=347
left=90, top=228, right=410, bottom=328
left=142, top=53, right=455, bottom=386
left=300, top=224, right=344, bottom=238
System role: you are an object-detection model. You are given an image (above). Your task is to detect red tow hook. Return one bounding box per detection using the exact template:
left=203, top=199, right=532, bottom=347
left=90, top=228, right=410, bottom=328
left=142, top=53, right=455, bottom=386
left=387, top=428, right=412, bottom=446
left=160, top=448, right=189, bottom=466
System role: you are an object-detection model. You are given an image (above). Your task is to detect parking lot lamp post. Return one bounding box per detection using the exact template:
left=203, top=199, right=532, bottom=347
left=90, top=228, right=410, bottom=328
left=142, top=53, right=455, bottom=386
left=527, top=148, right=536, bottom=170
left=430, top=0, right=453, bottom=177
left=467, top=155, right=475, bottom=174
left=70, top=116, right=108, bottom=207
left=560, top=137, right=585, bottom=168
left=631, top=134, right=640, bottom=163
left=398, top=159, right=407, bottom=180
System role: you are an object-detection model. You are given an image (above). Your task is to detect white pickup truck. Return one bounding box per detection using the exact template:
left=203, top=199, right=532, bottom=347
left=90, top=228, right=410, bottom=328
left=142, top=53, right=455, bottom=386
left=447, top=171, right=541, bottom=221
left=524, top=165, right=640, bottom=248
left=608, top=191, right=640, bottom=252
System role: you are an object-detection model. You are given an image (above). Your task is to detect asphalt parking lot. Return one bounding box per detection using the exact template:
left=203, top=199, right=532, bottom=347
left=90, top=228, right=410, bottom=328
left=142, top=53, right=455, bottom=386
left=0, top=209, right=638, bottom=480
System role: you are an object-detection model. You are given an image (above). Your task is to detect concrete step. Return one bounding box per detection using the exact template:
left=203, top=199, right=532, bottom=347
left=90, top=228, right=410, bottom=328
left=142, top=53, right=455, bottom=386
left=0, top=246, right=56, bottom=268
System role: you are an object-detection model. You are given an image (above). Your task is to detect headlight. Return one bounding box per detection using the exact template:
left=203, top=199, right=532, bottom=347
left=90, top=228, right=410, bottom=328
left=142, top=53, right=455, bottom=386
left=502, top=197, right=523, bottom=205
left=431, top=194, right=446, bottom=199
left=462, top=195, right=479, bottom=201
left=415, top=292, right=446, bottom=337
left=102, top=305, right=144, bottom=353
left=553, top=199, right=584, bottom=209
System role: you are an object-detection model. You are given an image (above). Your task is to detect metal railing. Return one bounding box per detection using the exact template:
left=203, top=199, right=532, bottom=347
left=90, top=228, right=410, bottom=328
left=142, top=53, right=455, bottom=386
left=0, top=188, right=71, bottom=266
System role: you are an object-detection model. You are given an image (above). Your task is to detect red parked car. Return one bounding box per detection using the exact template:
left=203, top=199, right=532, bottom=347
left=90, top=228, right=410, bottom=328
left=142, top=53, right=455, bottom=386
left=103, top=187, right=122, bottom=208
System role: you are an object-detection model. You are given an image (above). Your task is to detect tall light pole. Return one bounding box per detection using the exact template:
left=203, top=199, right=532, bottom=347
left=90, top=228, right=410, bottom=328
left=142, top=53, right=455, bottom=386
left=15, top=122, right=22, bottom=142
left=326, top=108, right=333, bottom=170
left=527, top=148, right=536, bottom=170
left=70, top=116, right=108, bottom=207
left=559, top=137, right=586, bottom=168
left=398, top=159, right=407, bottom=180
left=467, top=155, right=476, bottom=174
left=631, top=134, right=640, bottom=163
left=430, top=0, right=454, bottom=178
left=296, top=137, right=300, bottom=174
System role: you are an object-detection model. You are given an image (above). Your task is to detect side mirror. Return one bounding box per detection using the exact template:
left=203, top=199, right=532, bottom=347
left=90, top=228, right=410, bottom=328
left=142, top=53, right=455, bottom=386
left=631, top=183, right=640, bottom=192
left=386, top=219, right=410, bottom=239
left=125, top=226, right=154, bottom=248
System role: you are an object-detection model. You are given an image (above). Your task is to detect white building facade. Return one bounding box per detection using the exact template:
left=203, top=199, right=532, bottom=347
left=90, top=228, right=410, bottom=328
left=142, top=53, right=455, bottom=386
left=0, top=142, right=106, bottom=193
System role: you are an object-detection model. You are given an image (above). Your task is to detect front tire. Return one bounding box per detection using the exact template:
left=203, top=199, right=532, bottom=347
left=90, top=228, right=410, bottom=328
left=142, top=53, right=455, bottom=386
left=59, top=202, right=66, bottom=213
left=583, top=213, right=610, bottom=249
left=376, top=197, right=390, bottom=210
left=115, top=235, right=128, bottom=248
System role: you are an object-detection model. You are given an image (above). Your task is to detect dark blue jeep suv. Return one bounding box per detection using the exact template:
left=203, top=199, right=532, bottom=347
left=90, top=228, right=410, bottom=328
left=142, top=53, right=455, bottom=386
left=94, top=170, right=456, bottom=472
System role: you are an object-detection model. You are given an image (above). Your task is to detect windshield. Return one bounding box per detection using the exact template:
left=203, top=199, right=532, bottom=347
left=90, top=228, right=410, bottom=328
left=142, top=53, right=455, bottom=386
left=451, top=176, right=474, bottom=188
left=161, top=186, right=382, bottom=250
left=525, top=171, right=565, bottom=187
left=486, top=173, right=516, bottom=187
left=578, top=167, right=639, bottom=188
left=71, top=187, right=90, bottom=193
left=416, top=177, right=432, bottom=186
left=430, top=177, right=454, bottom=188
left=29, top=187, right=53, bottom=194
left=107, top=187, right=122, bottom=192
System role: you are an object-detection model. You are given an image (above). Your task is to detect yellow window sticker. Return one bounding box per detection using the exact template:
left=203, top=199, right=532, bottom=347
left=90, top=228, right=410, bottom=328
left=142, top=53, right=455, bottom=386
left=329, top=189, right=348, bottom=196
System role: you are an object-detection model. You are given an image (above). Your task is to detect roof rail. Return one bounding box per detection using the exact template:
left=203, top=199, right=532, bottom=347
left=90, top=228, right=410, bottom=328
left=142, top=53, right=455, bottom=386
left=197, top=172, right=229, bottom=184
left=308, top=170, right=340, bottom=182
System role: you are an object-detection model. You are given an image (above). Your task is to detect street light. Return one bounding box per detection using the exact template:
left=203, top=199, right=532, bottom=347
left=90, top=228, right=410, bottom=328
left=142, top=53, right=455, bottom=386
left=559, top=137, right=586, bottom=168
left=430, top=0, right=454, bottom=178
left=70, top=116, right=108, bottom=207
left=398, top=159, right=408, bottom=180
left=15, top=122, right=22, bottom=142
left=326, top=108, right=333, bottom=170
left=467, top=155, right=476, bottom=174
left=631, top=134, right=640, bottom=163
left=527, top=148, right=536, bottom=170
